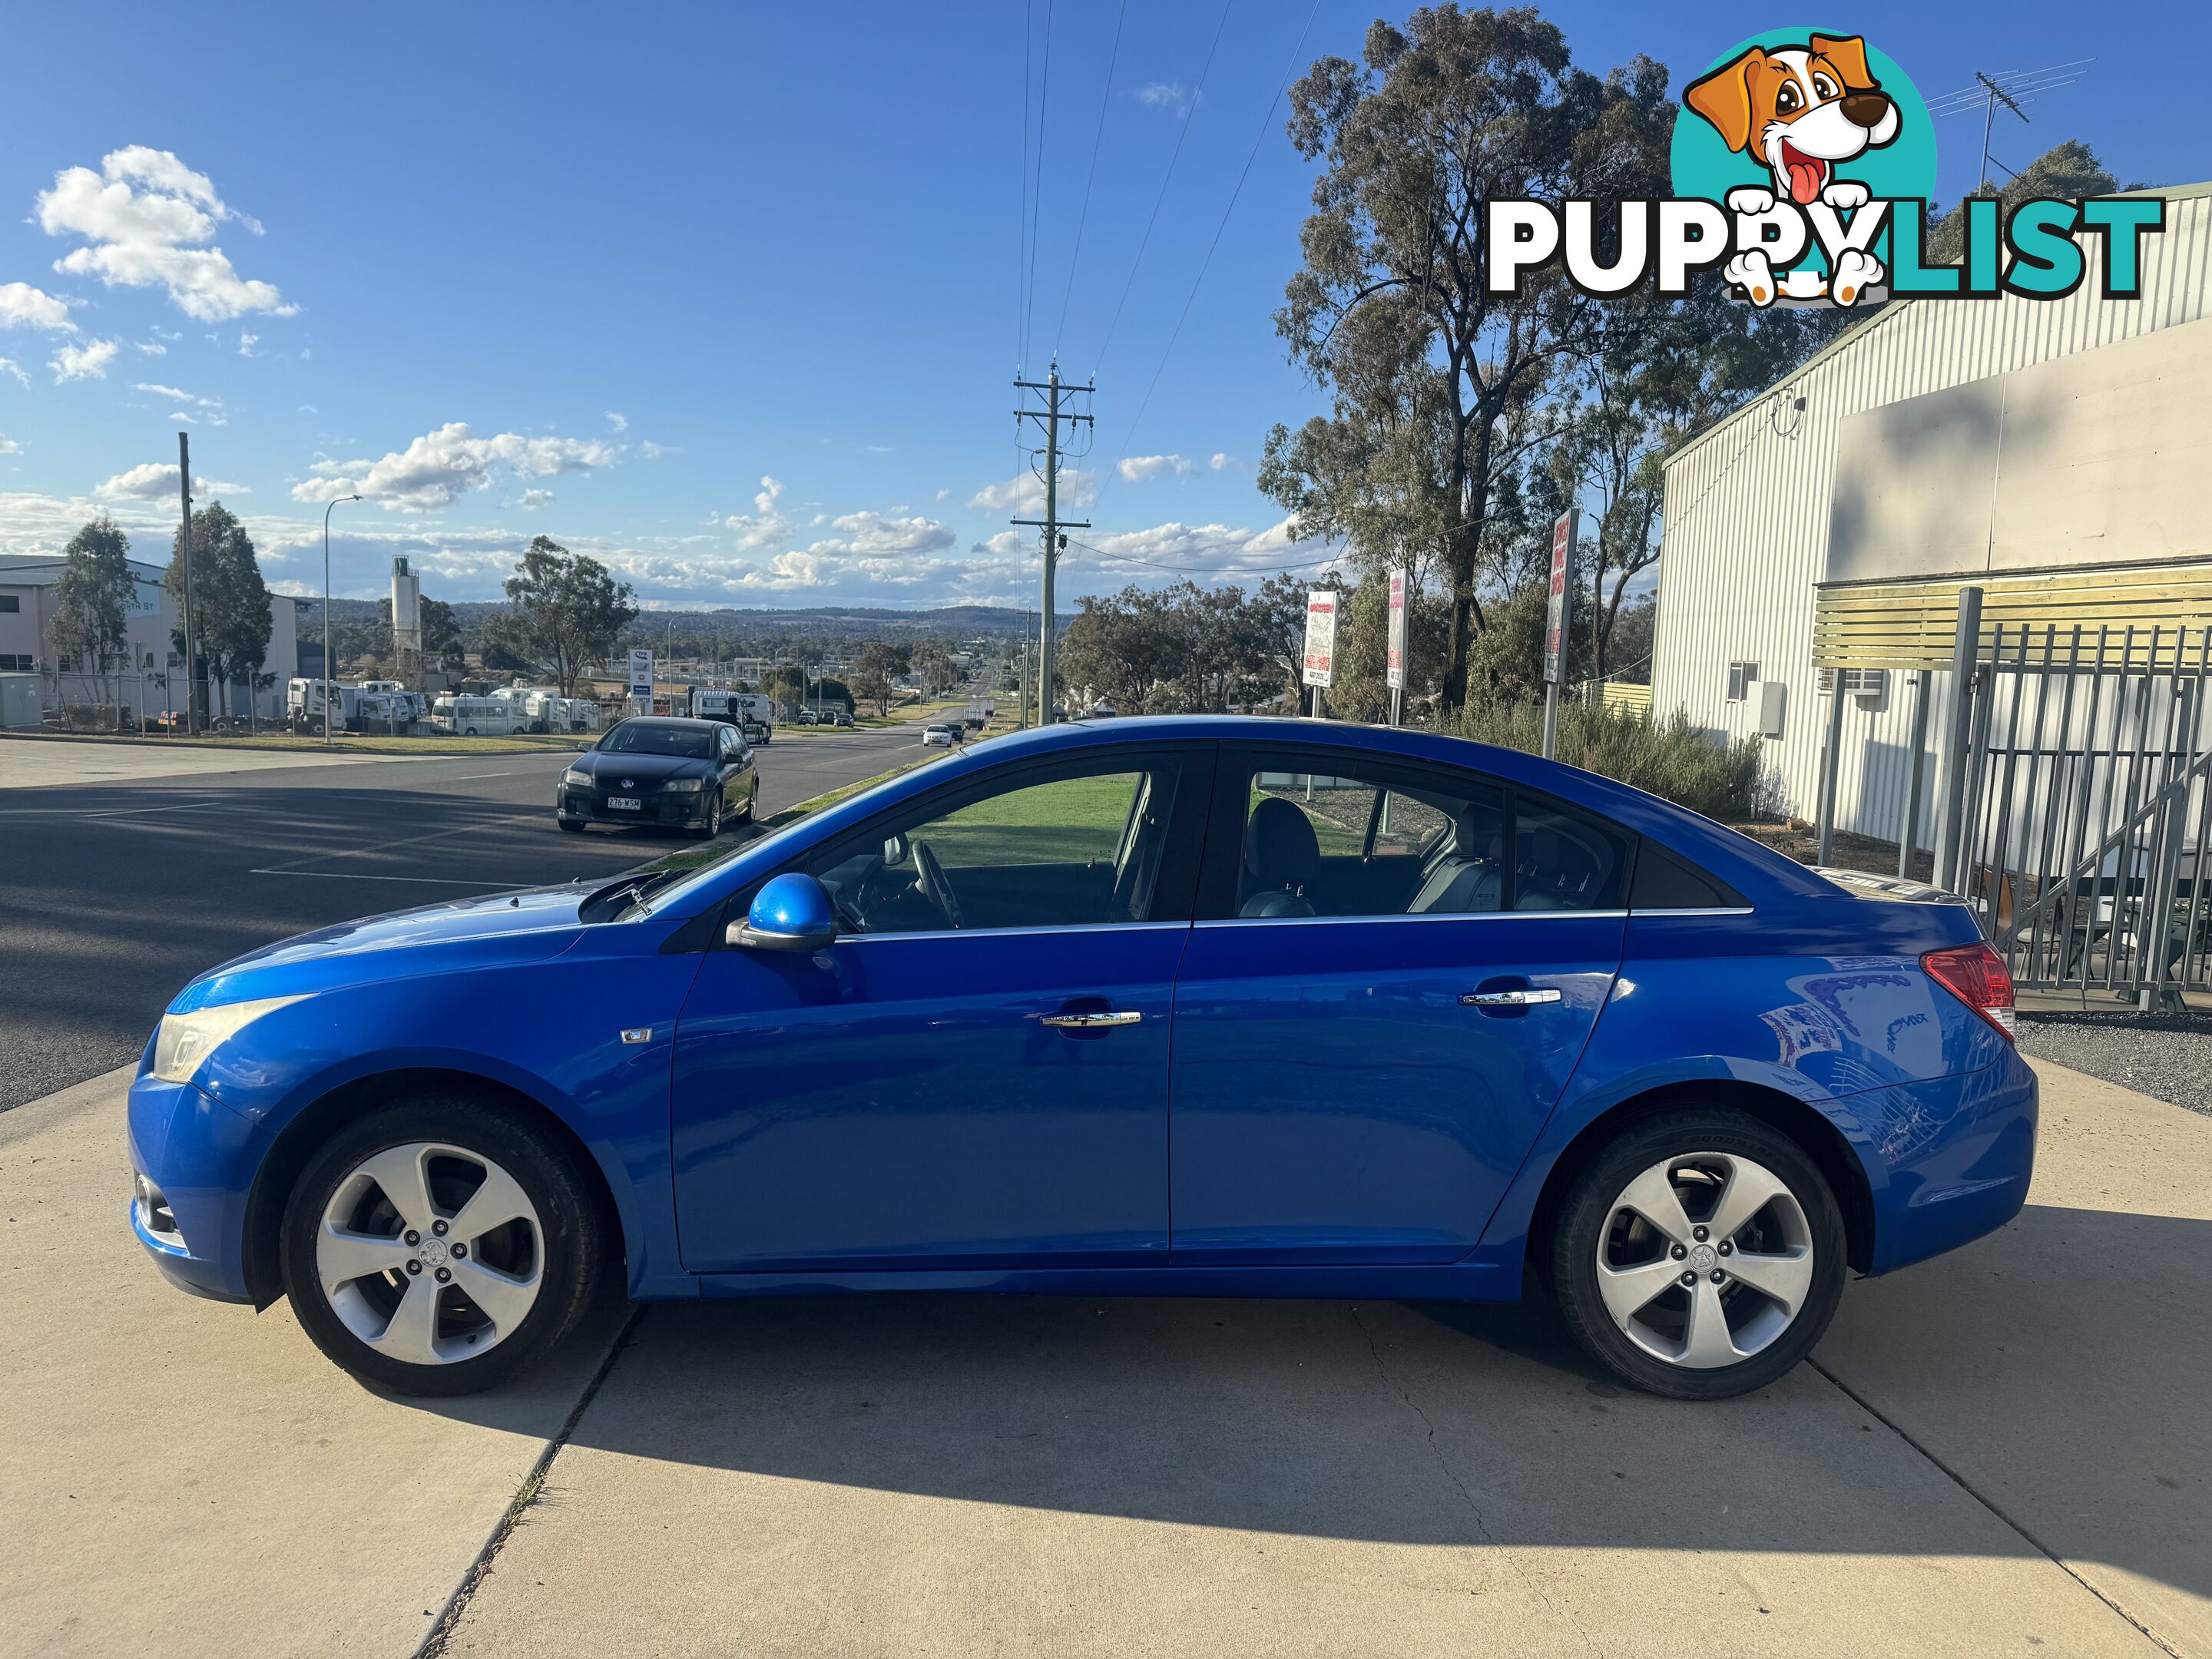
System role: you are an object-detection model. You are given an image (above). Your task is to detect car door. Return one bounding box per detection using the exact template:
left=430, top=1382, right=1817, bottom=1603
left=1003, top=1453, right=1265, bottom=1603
left=1168, top=746, right=1628, bottom=1266
left=671, top=743, right=1212, bottom=1273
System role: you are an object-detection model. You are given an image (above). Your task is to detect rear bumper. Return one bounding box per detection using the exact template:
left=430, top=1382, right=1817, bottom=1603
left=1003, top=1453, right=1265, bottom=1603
left=1859, top=1044, right=2039, bottom=1276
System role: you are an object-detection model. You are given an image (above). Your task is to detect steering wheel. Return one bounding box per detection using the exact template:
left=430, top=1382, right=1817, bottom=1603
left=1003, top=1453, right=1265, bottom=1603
left=910, top=840, right=964, bottom=929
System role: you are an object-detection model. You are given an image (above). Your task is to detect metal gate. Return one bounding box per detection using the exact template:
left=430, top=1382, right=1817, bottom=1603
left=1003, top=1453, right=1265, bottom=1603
left=1958, top=622, right=2212, bottom=1005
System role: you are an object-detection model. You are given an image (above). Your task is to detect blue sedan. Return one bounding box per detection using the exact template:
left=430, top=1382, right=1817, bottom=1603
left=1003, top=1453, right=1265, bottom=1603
left=126, top=717, right=2033, bottom=1400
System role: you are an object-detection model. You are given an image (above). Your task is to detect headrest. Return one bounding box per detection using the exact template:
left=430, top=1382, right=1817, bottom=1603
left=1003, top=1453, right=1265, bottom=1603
left=1244, top=795, right=1320, bottom=886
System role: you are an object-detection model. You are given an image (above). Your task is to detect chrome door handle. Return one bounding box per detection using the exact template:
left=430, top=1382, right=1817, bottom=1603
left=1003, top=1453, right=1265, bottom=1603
left=1038, top=1010, right=1144, bottom=1028
left=1461, top=988, right=1562, bottom=1007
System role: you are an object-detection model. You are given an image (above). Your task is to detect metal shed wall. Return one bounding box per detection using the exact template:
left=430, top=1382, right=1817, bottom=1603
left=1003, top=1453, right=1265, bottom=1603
left=1649, top=187, right=2212, bottom=840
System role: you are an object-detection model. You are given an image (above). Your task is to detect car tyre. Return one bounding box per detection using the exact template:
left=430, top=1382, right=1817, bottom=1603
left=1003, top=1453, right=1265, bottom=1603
left=695, top=793, right=722, bottom=840
left=737, top=780, right=757, bottom=824
left=1547, top=1108, right=1846, bottom=1401
left=280, top=1094, right=604, bottom=1397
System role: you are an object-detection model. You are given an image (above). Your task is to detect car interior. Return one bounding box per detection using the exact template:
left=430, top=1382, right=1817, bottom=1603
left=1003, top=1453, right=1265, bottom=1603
left=810, top=763, right=1184, bottom=934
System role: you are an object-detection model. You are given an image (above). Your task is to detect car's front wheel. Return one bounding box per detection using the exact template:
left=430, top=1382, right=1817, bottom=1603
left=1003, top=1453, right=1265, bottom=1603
left=1548, top=1108, right=1846, bottom=1400
left=280, top=1096, right=604, bottom=1396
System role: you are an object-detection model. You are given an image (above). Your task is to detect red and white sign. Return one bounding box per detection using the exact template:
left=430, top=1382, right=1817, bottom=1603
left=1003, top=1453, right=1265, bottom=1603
left=1385, top=570, right=1408, bottom=690
left=1301, top=590, right=1338, bottom=687
left=1544, top=510, right=1578, bottom=686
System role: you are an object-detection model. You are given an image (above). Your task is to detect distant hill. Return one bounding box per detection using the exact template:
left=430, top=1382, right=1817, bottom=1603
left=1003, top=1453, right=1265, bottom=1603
left=316, top=596, right=1048, bottom=641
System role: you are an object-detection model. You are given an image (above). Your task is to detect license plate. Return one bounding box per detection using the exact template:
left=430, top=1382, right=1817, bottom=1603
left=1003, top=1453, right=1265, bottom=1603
left=606, top=796, right=641, bottom=811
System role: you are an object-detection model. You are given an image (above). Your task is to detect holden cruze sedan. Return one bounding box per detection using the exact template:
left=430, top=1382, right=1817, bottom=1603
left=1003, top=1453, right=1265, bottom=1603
left=555, top=715, right=757, bottom=839
left=128, top=717, right=2033, bottom=1400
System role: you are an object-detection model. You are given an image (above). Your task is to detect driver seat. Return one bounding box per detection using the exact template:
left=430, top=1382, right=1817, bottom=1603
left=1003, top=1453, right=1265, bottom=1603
left=1240, top=796, right=1320, bottom=917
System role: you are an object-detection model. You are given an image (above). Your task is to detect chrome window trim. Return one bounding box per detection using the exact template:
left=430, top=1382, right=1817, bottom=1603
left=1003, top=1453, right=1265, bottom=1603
left=1191, top=909, right=1631, bottom=929
left=1628, top=906, right=1757, bottom=918
left=833, top=919, right=1194, bottom=945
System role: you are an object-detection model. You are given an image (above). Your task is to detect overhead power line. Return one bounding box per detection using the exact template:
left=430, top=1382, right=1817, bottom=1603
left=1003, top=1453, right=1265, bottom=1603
left=1019, top=0, right=1058, bottom=372
left=1109, top=0, right=1323, bottom=482
left=1090, top=0, right=1236, bottom=374
left=1065, top=534, right=1345, bottom=579
left=1051, top=0, right=1131, bottom=363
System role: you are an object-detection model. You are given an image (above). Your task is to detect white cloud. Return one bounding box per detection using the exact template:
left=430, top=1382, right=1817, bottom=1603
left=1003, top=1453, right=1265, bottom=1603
left=640, top=439, right=678, bottom=459
left=135, top=339, right=167, bottom=356
left=36, top=146, right=294, bottom=322
left=1210, top=452, right=1231, bottom=470
left=605, top=410, right=628, bottom=432
left=0, top=282, right=76, bottom=331
left=0, top=436, right=19, bottom=455
left=136, top=380, right=227, bottom=425
left=1118, top=453, right=1194, bottom=482
left=724, top=475, right=791, bottom=550
left=1133, top=81, right=1192, bottom=115
left=516, top=488, right=555, bottom=510
left=51, top=338, right=120, bottom=382
left=290, top=421, right=619, bottom=512
left=968, top=466, right=1097, bottom=514
left=95, top=462, right=249, bottom=500
left=236, top=331, right=258, bottom=356
left=0, top=359, right=28, bottom=387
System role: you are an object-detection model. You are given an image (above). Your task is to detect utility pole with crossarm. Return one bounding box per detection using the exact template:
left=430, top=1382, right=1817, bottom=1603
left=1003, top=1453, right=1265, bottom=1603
left=1012, top=365, right=1091, bottom=727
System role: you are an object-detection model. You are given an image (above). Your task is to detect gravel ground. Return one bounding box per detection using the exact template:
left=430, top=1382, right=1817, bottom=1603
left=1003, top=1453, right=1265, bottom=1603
left=2015, top=1012, right=2212, bottom=1118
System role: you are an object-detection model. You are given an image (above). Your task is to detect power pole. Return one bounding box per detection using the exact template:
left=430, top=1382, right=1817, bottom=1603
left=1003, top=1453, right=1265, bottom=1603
left=1012, top=365, right=1091, bottom=726
left=177, top=432, right=196, bottom=737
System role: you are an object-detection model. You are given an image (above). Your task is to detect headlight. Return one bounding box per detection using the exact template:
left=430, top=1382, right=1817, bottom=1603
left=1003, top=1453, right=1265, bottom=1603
left=152, top=995, right=310, bottom=1084
left=561, top=767, right=591, bottom=787
left=663, top=777, right=704, bottom=793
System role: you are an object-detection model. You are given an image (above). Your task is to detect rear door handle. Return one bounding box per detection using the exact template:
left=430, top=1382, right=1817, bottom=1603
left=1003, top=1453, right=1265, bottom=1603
left=1038, top=1010, right=1144, bottom=1028
left=1460, top=988, right=1561, bottom=1008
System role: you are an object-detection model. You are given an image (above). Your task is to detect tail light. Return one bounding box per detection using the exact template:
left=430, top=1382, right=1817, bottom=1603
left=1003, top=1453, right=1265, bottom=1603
left=1922, top=942, right=2015, bottom=1041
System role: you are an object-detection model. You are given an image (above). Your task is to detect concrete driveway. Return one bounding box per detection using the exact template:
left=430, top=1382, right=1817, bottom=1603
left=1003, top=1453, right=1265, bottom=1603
left=3, top=1058, right=2203, bottom=1658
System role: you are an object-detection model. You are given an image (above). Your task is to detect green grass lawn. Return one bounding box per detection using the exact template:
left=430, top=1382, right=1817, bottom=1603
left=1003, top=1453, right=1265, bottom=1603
left=917, top=772, right=1137, bottom=868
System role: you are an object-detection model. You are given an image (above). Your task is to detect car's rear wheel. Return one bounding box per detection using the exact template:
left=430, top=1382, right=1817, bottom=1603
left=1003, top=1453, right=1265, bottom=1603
left=1548, top=1108, right=1846, bottom=1400
left=280, top=1096, right=604, bottom=1396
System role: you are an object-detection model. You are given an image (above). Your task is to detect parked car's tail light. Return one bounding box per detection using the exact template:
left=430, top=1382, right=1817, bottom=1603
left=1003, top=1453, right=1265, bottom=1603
left=1922, top=942, right=2015, bottom=1040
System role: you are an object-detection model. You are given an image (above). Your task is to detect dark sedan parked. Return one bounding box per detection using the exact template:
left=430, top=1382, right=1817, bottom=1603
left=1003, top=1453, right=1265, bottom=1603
left=555, top=716, right=757, bottom=838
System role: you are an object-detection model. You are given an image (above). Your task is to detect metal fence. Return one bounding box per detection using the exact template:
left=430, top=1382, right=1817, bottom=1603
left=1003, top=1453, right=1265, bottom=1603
left=1957, top=622, right=2212, bottom=1006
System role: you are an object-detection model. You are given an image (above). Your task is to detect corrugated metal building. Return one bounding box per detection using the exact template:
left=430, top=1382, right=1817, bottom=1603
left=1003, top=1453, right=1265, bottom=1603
left=1649, top=183, right=2212, bottom=846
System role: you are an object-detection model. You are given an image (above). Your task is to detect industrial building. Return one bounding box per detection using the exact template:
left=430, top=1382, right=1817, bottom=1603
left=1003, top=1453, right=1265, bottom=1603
left=1649, top=183, right=2212, bottom=853
left=0, top=551, right=303, bottom=729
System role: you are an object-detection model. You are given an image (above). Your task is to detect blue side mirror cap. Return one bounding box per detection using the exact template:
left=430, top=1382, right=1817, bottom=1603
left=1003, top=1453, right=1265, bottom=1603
left=731, top=872, right=837, bottom=952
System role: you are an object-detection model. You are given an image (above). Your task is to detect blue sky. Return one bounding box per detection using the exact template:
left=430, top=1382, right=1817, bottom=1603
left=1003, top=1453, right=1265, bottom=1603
left=0, top=1, right=2202, bottom=611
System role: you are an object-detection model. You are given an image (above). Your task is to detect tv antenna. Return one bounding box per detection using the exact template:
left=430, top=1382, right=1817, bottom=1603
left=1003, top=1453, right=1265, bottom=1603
left=1922, top=59, right=2092, bottom=191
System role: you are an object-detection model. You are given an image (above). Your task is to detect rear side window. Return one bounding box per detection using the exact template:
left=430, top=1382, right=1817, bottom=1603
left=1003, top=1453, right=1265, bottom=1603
left=1207, top=750, right=1628, bottom=919
left=1628, top=843, right=1747, bottom=911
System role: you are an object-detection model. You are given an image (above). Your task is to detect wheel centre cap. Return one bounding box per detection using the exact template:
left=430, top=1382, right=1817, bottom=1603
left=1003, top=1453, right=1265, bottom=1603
left=419, top=1237, right=450, bottom=1267
left=1687, top=1243, right=1717, bottom=1272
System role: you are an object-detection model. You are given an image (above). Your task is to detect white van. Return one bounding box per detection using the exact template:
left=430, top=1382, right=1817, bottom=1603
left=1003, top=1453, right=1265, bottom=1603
left=431, top=694, right=526, bottom=737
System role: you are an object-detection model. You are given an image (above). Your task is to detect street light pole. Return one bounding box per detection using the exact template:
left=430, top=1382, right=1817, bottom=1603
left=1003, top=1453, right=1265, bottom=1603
left=322, top=494, right=362, bottom=747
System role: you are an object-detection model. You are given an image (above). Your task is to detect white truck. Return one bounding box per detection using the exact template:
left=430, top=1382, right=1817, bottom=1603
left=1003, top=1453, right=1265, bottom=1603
left=286, top=678, right=370, bottom=732
left=690, top=688, right=773, bottom=728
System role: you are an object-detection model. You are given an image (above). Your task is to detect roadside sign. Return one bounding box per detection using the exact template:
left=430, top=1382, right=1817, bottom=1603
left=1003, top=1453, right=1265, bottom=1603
left=1385, top=570, right=1408, bottom=691
left=1545, top=510, right=1578, bottom=686
left=628, top=648, right=654, bottom=707
left=1301, top=591, right=1338, bottom=687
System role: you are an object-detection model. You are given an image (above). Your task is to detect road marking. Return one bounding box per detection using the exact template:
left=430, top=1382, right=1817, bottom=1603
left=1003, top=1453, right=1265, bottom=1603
left=253, top=816, right=533, bottom=873
left=446, top=773, right=517, bottom=781
left=249, top=868, right=526, bottom=889
left=83, top=800, right=230, bottom=819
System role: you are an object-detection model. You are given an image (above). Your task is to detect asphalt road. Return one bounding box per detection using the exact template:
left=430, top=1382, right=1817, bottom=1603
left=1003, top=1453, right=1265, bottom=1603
left=0, top=726, right=921, bottom=1111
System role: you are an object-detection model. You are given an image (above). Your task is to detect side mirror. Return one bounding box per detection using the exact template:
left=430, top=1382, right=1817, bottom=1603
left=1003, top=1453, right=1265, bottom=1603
left=729, top=872, right=837, bottom=952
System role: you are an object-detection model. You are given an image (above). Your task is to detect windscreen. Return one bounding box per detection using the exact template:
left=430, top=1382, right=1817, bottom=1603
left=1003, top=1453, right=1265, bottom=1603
left=601, top=724, right=714, bottom=759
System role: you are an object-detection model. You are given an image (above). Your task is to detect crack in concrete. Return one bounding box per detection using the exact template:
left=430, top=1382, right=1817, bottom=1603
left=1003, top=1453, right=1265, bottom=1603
left=1348, top=1304, right=1601, bottom=1656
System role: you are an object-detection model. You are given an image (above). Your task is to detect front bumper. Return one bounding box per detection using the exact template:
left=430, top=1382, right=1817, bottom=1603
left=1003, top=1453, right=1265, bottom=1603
left=126, top=1071, right=260, bottom=1303
left=557, top=786, right=713, bottom=828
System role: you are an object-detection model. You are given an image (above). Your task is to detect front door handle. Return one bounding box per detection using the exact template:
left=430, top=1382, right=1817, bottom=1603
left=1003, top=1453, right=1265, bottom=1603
left=1460, top=988, right=1561, bottom=1008
left=1038, top=1010, right=1144, bottom=1028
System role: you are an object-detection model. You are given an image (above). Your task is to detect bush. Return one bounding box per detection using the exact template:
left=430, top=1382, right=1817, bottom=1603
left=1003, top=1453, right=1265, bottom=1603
left=1447, top=699, right=1769, bottom=823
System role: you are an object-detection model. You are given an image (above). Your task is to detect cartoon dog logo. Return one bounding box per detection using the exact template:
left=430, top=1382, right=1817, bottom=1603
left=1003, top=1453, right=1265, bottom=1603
left=1684, top=34, right=1899, bottom=306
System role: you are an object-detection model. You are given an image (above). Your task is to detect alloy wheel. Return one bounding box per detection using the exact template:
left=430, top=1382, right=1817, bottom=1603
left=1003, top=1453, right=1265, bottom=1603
left=314, top=1141, right=544, bottom=1366
left=1593, top=1151, right=1815, bottom=1369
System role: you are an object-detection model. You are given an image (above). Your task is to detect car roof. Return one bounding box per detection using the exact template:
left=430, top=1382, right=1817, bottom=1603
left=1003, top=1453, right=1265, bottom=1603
left=614, top=716, right=717, bottom=730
